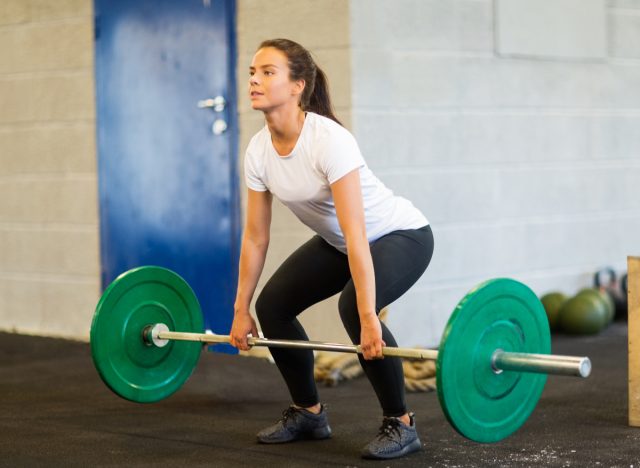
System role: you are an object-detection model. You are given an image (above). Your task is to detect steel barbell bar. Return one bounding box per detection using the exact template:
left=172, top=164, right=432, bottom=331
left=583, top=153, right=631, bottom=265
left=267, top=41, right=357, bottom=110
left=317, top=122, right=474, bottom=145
left=144, top=324, right=591, bottom=378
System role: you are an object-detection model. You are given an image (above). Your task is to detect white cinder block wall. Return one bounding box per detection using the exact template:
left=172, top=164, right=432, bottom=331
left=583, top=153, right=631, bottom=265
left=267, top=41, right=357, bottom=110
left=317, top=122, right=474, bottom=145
left=0, top=0, right=100, bottom=340
left=350, top=0, right=640, bottom=347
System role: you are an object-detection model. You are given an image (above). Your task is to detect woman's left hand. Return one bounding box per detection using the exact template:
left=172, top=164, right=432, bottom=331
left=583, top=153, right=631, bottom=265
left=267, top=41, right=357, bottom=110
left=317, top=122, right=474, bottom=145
left=360, top=315, right=386, bottom=360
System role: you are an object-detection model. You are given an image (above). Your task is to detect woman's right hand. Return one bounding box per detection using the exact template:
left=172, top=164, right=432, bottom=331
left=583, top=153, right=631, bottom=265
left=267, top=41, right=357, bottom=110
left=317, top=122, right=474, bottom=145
left=229, top=311, right=259, bottom=351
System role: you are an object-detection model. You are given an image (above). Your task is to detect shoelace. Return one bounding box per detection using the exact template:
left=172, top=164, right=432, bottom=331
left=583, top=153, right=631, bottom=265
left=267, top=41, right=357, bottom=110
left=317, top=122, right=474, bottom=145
left=376, top=417, right=403, bottom=440
left=280, top=406, right=298, bottom=424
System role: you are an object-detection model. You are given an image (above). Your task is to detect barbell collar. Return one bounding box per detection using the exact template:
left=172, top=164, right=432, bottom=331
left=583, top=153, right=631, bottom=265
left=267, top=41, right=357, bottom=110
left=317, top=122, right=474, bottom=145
left=143, top=323, right=170, bottom=348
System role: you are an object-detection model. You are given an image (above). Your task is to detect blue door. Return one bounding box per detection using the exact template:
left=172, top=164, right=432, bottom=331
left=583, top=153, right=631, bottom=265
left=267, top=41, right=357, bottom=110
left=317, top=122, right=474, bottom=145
left=94, top=0, right=239, bottom=350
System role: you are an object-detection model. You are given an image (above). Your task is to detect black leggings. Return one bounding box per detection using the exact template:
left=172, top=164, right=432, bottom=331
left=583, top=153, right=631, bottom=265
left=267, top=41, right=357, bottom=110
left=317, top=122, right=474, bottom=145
left=255, top=225, right=434, bottom=417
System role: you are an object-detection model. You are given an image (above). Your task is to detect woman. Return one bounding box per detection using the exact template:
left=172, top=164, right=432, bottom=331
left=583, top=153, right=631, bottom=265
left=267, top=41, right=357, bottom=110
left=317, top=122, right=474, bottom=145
left=229, top=38, right=434, bottom=460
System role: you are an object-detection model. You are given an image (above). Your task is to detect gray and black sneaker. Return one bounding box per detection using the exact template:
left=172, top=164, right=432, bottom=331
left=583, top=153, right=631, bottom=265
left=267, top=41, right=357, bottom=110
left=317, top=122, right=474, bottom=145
left=361, top=414, right=422, bottom=459
left=257, top=405, right=332, bottom=444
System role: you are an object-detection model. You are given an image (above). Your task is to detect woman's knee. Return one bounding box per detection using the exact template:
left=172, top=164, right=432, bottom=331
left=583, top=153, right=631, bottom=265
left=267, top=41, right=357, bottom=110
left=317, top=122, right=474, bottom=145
left=255, top=285, right=283, bottom=329
left=338, top=287, right=360, bottom=341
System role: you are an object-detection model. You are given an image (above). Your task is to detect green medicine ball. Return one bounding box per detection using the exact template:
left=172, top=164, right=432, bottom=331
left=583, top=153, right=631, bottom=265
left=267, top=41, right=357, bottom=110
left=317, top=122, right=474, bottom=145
left=540, top=292, right=568, bottom=331
left=559, top=294, right=608, bottom=335
left=576, top=288, right=614, bottom=325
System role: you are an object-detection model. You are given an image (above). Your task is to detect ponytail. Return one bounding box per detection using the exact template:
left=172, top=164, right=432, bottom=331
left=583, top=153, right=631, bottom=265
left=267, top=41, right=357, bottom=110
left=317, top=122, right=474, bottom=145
left=307, top=66, right=342, bottom=125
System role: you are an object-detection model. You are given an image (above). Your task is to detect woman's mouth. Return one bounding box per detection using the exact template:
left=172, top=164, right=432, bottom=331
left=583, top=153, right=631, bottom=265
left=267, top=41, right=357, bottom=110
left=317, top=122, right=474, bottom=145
left=250, top=91, right=263, bottom=99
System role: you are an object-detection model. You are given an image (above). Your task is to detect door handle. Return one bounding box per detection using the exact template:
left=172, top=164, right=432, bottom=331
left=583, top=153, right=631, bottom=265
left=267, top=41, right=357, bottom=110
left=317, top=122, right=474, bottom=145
left=197, top=96, right=226, bottom=112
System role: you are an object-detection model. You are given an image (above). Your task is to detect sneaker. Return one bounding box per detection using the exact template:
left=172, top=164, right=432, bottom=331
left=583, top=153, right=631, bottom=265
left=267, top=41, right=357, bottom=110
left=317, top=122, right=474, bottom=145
left=361, top=414, right=422, bottom=459
left=257, top=405, right=332, bottom=444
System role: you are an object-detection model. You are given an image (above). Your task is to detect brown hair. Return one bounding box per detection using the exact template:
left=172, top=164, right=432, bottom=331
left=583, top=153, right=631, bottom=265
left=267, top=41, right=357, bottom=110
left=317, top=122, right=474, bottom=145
left=258, top=38, right=342, bottom=126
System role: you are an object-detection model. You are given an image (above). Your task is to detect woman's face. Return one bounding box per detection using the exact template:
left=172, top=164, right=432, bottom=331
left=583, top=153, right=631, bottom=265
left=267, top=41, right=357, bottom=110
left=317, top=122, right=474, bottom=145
left=249, top=47, right=304, bottom=112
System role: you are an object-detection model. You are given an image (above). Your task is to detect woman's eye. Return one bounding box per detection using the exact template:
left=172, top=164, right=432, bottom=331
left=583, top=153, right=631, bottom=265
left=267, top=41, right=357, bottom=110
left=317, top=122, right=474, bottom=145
left=249, top=70, right=273, bottom=77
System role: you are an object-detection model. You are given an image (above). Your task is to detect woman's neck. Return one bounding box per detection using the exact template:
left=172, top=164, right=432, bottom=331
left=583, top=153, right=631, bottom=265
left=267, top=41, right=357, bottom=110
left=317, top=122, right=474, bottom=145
left=265, top=106, right=306, bottom=143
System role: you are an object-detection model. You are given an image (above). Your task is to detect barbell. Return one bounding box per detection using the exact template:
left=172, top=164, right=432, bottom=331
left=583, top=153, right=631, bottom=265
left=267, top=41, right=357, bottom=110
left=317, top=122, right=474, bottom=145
left=90, top=266, right=591, bottom=443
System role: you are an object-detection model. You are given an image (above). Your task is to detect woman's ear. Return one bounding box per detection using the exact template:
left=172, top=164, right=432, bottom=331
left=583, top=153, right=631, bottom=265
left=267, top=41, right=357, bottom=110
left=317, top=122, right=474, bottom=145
left=292, top=79, right=306, bottom=97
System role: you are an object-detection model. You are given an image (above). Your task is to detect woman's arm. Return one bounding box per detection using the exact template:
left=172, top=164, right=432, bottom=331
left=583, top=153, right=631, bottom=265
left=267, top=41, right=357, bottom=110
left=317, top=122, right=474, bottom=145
left=331, top=169, right=385, bottom=360
left=230, top=188, right=273, bottom=350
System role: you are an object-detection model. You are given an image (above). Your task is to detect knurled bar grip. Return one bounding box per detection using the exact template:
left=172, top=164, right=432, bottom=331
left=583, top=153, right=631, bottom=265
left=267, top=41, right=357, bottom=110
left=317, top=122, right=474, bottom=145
left=155, top=329, right=591, bottom=378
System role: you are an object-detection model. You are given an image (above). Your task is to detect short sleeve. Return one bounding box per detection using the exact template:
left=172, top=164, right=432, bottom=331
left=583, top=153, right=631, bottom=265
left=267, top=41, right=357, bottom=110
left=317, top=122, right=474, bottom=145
left=244, top=150, right=268, bottom=192
left=318, top=127, right=365, bottom=184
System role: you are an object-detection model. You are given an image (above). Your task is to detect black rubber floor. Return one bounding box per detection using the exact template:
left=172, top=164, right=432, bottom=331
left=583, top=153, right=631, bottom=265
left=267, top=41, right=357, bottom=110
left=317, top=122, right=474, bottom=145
left=0, top=323, right=638, bottom=467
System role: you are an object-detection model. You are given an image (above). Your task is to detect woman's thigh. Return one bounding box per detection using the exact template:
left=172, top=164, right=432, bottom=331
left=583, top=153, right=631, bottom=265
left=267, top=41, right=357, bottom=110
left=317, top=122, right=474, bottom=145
left=369, top=225, right=434, bottom=309
left=256, top=235, right=352, bottom=323
left=338, top=226, right=434, bottom=334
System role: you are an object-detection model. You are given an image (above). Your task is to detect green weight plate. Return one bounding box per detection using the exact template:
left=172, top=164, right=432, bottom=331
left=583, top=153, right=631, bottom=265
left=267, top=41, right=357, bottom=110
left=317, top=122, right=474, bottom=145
left=90, top=266, right=203, bottom=403
left=436, top=278, right=550, bottom=443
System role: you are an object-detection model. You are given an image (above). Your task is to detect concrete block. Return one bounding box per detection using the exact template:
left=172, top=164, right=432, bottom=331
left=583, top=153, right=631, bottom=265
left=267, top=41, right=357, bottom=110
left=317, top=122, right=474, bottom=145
left=313, top=48, right=351, bottom=111
left=249, top=230, right=314, bottom=307
left=354, top=111, right=455, bottom=168
left=0, top=20, right=92, bottom=74
left=0, top=72, right=95, bottom=123
left=515, top=217, right=639, bottom=272
left=356, top=110, right=640, bottom=170
left=379, top=163, right=640, bottom=226
left=0, top=123, right=96, bottom=175
left=378, top=169, right=499, bottom=225
left=589, top=115, right=640, bottom=159
left=496, top=0, right=607, bottom=60
left=259, top=229, right=310, bottom=275
left=522, top=267, right=607, bottom=298
left=0, top=0, right=91, bottom=26
left=428, top=223, right=519, bottom=280
left=40, top=278, right=101, bottom=339
left=450, top=113, right=583, bottom=164
left=0, top=276, right=44, bottom=333
left=333, top=108, right=352, bottom=130
left=237, top=55, right=253, bottom=116
left=609, top=10, right=640, bottom=58
left=415, top=232, right=462, bottom=284
left=386, top=282, right=469, bottom=348
left=375, top=55, right=640, bottom=109
left=239, top=112, right=265, bottom=150
left=430, top=216, right=640, bottom=282
left=350, top=49, right=398, bottom=108
left=498, top=165, right=640, bottom=218
left=0, top=176, right=99, bottom=224
left=609, top=0, right=640, bottom=9
left=253, top=230, right=303, bottom=275
left=355, top=111, right=595, bottom=168
left=237, top=0, right=350, bottom=53
left=298, top=295, right=351, bottom=343
left=0, top=227, right=99, bottom=276
left=351, top=0, right=493, bottom=52
left=0, top=276, right=100, bottom=340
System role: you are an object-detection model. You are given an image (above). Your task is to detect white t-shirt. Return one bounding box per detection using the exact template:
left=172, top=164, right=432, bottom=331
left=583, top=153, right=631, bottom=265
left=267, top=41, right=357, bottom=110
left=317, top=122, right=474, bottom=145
left=244, top=112, right=428, bottom=253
